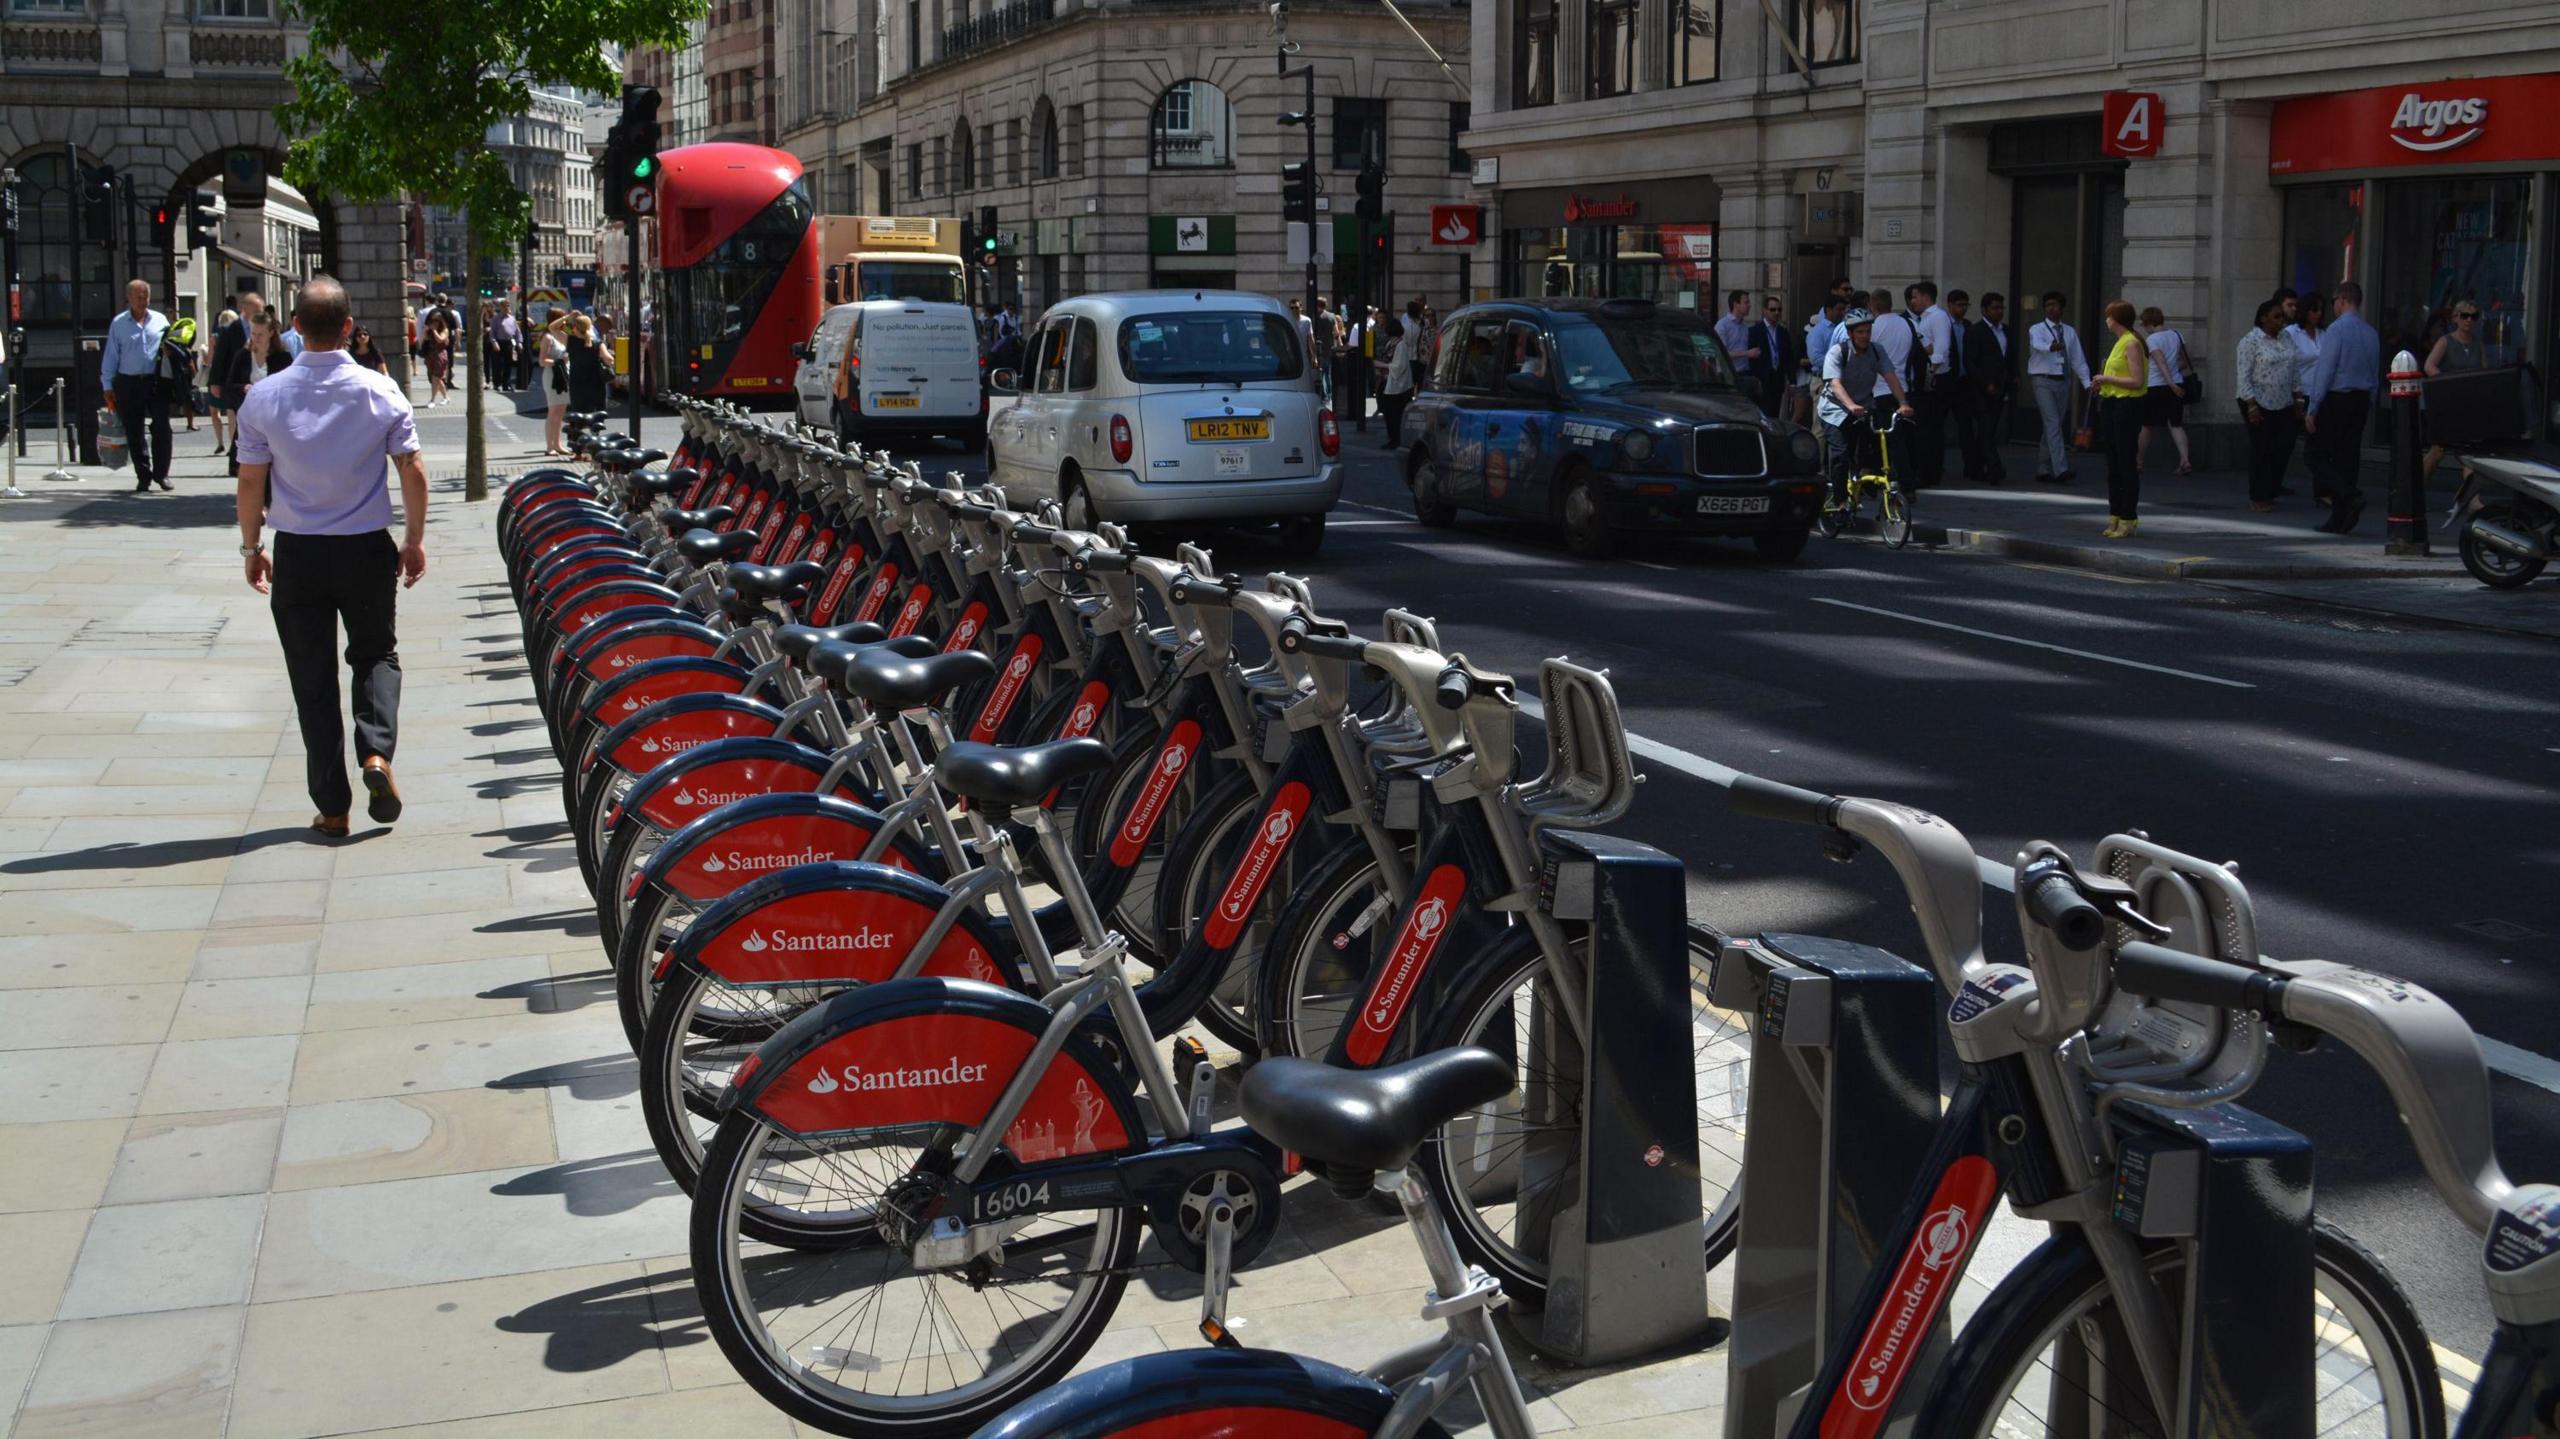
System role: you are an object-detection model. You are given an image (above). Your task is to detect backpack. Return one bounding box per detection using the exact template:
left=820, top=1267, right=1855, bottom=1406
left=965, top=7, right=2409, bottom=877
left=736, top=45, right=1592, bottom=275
left=156, top=326, right=198, bottom=399
left=1895, top=313, right=1933, bottom=394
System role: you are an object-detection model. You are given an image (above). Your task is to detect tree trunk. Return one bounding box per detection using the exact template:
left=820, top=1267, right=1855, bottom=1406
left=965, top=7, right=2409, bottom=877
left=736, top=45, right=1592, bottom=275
left=463, top=225, right=488, bottom=502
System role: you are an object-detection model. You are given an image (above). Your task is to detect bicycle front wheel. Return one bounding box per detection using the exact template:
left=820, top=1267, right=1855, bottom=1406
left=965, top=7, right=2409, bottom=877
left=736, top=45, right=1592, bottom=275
left=1882, top=485, right=1914, bottom=549
left=1414, top=923, right=1751, bottom=1305
left=1917, top=1219, right=2442, bottom=1439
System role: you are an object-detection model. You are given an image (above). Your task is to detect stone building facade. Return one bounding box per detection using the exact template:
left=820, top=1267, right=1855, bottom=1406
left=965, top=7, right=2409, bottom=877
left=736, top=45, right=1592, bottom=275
left=828, top=0, right=1477, bottom=317
left=1462, top=0, right=2560, bottom=459
left=1, top=2, right=407, bottom=401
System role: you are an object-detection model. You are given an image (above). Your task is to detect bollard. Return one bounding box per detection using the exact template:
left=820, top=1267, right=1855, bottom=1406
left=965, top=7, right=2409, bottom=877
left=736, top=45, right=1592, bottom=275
left=1, top=385, right=20, bottom=497
left=2385, top=349, right=2428, bottom=556
left=42, top=379, right=77, bottom=483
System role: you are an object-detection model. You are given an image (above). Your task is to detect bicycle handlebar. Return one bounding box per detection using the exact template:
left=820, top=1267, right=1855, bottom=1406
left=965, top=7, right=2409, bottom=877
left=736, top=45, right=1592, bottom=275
left=1069, top=545, right=1136, bottom=576
left=1168, top=570, right=1242, bottom=609
left=2112, top=941, right=2285, bottom=1013
left=2021, top=869, right=2106, bottom=952
left=1727, top=774, right=1841, bottom=829
left=1277, top=615, right=1371, bottom=664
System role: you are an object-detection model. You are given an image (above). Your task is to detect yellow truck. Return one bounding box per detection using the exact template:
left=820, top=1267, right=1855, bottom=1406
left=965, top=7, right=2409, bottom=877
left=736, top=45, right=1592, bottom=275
left=820, top=216, right=971, bottom=308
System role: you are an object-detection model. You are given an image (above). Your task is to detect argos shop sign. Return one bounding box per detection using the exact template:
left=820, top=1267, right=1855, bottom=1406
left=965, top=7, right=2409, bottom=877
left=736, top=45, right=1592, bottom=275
left=2271, top=74, right=2560, bottom=175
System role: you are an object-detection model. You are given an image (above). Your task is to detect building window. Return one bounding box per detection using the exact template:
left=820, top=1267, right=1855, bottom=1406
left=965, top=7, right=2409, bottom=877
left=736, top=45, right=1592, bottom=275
left=1792, top=0, right=1857, bottom=66
left=1033, top=97, right=1059, bottom=178
left=1586, top=0, right=1637, bottom=98
left=196, top=0, right=273, bottom=19
left=1670, top=0, right=1717, bottom=84
left=1333, top=97, right=1385, bottom=170
left=1447, top=102, right=1469, bottom=173
left=954, top=119, right=976, bottom=189
left=1150, top=80, right=1233, bottom=168
left=906, top=0, right=921, bottom=68
left=1513, top=0, right=1556, bottom=108
left=9, top=0, right=88, bottom=13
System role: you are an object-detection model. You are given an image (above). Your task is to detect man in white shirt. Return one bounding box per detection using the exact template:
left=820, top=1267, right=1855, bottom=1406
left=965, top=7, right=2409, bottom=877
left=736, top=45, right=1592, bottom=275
left=103, top=280, right=173, bottom=492
left=1714, top=291, right=1760, bottom=372
left=1894, top=282, right=1951, bottom=489
left=2025, top=290, right=2092, bottom=483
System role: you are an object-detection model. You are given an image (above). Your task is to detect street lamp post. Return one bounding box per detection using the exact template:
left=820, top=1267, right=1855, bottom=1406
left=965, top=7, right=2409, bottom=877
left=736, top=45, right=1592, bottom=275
left=1274, top=4, right=1317, bottom=325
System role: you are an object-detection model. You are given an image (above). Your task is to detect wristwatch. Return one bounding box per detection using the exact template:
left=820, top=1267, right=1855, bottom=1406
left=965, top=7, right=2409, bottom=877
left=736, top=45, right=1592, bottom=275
left=239, top=541, right=263, bottom=557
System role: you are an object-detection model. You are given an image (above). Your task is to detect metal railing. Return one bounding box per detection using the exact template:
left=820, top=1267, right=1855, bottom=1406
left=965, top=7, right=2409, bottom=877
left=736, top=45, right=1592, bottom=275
left=936, top=0, right=1058, bottom=65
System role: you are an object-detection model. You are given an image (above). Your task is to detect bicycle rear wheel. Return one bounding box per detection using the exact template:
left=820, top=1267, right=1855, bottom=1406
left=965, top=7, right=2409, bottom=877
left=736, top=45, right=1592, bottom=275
left=1412, top=923, right=1750, bottom=1305
left=1916, top=1219, right=2442, bottom=1439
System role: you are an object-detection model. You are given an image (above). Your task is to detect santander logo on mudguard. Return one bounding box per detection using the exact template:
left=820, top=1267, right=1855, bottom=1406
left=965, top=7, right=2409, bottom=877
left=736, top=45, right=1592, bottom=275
left=941, top=602, right=988, bottom=655
left=663, top=813, right=906, bottom=900
left=583, top=633, right=717, bottom=681
left=1060, top=681, right=1109, bottom=740
left=758, top=1013, right=1130, bottom=1159
left=775, top=514, right=816, bottom=564
left=1204, top=782, right=1312, bottom=949
left=810, top=547, right=867, bottom=623
left=805, top=526, right=838, bottom=566
left=697, top=886, right=997, bottom=986
left=1820, top=1154, right=2001, bottom=1436
left=1109, top=720, right=1201, bottom=866
left=1344, top=864, right=1469, bottom=1066
left=736, top=492, right=772, bottom=538
left=607, top=713, right=783, bottom=786
left=970, top=635, right=1045, bottom=742
left=888, top=582, right=933, bottom=638
left=606, top=669, right=738, bottom=718
left=633, top=756, right=823, bottom=830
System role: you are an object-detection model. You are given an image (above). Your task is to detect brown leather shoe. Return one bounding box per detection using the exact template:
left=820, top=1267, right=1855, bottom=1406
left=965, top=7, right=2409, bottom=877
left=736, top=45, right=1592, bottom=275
left=361, top=757, right=403, bottom=823
left=311, top=814, right=351, bottom=838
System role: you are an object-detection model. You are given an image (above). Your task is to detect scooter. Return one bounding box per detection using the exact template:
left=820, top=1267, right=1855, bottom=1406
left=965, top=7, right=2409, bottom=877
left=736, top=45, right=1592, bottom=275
left=2448, top=454, right=2560, bottom=589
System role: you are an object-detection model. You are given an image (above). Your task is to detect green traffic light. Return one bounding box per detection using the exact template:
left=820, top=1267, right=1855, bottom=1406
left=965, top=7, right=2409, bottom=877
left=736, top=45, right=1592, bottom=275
left=632, top=155, right=657, bottom=180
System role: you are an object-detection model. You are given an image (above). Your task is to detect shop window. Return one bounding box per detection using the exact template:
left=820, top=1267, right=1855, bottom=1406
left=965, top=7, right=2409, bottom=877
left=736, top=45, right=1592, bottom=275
left=1586, top=0, right=1638, bottom=99
left=7, top=154, right=116, bottom=330
left=2378, top=177, right=2531, bottom=367
left=1447, top=102, right=1470, bottom=174
left=1152, top=80, right=1234, bottom=168
left=1333, top=98, right=1386, bottom=170
left=1670, top=0, right=1718, bottom=85
left=1791, top=0, right=1856, bottom=67
left=2279, top=184, right=2363, bottom=306
left=1512, top=0, right=1556, bottom=109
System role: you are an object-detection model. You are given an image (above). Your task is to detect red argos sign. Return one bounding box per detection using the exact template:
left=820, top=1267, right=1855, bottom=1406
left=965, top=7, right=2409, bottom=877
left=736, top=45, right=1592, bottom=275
left=2101, top=91, right=2163, bottom=158
left=2271, top=73, right=2560, bottom=175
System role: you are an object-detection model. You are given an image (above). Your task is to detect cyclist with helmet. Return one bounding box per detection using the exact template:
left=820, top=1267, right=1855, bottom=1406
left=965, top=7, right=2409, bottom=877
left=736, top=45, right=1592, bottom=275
left=1816, top=307, right=1917, bottom=502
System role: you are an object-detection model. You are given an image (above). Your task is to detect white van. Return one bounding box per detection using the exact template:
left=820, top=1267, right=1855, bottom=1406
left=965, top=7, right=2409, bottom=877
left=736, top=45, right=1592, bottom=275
left=792, top=300, right=985, bottom=450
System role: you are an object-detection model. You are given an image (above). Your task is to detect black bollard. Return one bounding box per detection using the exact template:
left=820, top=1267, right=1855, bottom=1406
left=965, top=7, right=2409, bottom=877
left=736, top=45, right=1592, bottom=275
left=2385, top=349, right=2428, bottom=556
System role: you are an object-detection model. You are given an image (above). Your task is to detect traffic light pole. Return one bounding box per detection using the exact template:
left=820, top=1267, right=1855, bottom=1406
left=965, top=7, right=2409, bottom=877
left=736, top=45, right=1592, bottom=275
left=627, top=220, right=642, bottom=440
left=66, top=143, right=96, bottom=466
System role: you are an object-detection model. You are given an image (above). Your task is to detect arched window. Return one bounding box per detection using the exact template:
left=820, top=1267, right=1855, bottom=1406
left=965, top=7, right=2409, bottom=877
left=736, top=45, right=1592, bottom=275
left=952, top=118, right=976, bottom=190
left=1150, top=79, right=1232, bottom=169
left=1032, top=96, right=1060, bottom=179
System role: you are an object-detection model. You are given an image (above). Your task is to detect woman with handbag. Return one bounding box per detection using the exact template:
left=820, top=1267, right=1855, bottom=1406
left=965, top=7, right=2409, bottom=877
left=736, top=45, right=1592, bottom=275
left=2093, top=301, right=2149, bottom=538
left=2136, top=307, right=2195, bottom=476
left=540, top=317, right=572, bottom=455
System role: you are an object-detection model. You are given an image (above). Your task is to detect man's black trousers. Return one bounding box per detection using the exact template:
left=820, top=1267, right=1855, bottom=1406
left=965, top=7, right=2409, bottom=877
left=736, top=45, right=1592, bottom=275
left=111, top=376, right=172, bottom=485
left=272, top=531, right=402, bottom=820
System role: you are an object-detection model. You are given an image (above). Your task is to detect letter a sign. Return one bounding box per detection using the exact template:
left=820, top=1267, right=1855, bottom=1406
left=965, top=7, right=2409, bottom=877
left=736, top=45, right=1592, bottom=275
left=2102, top=91, right=2163, bottom=158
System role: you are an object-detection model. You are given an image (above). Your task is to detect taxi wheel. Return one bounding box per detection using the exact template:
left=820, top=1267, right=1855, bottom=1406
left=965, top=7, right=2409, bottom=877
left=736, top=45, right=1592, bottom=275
left=1559, top=467, right=1617, bottom=560
left=1062, top=471, right=1101, bottom=531
left=1409, top=455, right=1458, bottom=527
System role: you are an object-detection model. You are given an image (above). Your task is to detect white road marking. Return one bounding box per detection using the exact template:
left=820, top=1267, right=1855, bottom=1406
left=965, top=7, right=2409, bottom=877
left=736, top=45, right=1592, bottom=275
left=1339, top=500, right=1409, bottom=518
left=1813, top=597, right=2256, bottom=689
left=1326, top=519, right=1411, bottom=527
left=1626, top=559, right=1678, bottom=572
left=1519, top=696, right=2560, bottom=1096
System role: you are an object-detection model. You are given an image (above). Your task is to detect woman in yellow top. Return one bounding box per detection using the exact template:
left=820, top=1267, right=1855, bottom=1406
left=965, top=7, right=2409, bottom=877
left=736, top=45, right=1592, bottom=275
left=2092, top=300, right=2149, bottom=538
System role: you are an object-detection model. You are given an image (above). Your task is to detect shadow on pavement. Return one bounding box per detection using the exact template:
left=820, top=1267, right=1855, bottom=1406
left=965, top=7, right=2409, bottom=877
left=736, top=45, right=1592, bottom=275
left=489, top=1149, right=674, bottom=1216
left=0, top=824, right=369, bottom=874
left=494, top=1265, right=700, bottom=1374
left=486, top=1051, right=636, bottom=1101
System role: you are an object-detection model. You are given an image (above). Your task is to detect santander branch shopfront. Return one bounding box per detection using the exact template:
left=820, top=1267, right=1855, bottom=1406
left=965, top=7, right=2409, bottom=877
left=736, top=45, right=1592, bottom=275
left=2269, top=73, right=2560, bottom=440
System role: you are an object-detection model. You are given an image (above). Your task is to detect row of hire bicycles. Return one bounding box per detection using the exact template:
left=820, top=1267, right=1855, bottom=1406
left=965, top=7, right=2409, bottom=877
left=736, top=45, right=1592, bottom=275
left=499, top=400, right=2556, bottom=1439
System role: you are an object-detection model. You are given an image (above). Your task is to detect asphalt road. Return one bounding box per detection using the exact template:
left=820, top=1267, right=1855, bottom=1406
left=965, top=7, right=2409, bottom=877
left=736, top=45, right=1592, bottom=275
left=501, top=403, right=2560, bottom=1359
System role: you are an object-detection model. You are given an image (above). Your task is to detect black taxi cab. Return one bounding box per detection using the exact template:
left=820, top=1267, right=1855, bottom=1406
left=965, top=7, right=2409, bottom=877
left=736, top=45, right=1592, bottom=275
left=1399, top=298, right=1826, bottom=559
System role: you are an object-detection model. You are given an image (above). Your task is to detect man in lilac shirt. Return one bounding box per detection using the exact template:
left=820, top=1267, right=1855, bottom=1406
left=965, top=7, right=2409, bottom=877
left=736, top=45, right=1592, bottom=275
left=234, top=275, right=430, bottom=836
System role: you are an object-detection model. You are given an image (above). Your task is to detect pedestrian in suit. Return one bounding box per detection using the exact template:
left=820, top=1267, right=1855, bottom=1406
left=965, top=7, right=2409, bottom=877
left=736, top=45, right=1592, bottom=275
left=1961, top=292, right=2012, bottom=484
left=2304, top=281, right=2382, bottom=533
left=1751, top=296, right=1790, bottom=418
left=2027, top=291, right=2091, bottom=483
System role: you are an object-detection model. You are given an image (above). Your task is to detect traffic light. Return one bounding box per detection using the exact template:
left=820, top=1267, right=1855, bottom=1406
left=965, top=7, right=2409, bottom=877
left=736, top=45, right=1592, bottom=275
left=1354, top=162, right=1385, bottom=224
left=152, top=202, right=176, bottom=251
left=978, top=205, right=998, bottom=267
left=599, top=84, right=663, bottom=222
left=78, top=166, right=116, bottom=243
left=187, top=189, right=221, bottom=251
left=1281, top=162, right=1316, bottom=226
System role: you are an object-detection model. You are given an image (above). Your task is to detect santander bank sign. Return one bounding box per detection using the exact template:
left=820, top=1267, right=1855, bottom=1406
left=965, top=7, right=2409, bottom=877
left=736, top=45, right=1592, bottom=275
left=2270, top=73, right=2557, bottom=175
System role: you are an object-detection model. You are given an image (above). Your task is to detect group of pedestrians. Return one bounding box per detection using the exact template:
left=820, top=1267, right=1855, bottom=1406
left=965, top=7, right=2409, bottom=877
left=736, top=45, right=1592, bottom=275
left=1285, top=292, right=1438, bottom=444
left=1800, top=278, right=2023, bottom=505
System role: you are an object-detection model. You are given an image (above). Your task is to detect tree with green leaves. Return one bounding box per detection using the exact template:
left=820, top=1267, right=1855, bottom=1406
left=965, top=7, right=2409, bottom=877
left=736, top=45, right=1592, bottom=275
left=276, top=0, right=701, bottom=499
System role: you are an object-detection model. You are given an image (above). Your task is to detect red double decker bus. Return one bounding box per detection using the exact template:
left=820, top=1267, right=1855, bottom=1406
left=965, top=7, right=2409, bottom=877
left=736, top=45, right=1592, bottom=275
left=597, top=142, right=818, bottom=404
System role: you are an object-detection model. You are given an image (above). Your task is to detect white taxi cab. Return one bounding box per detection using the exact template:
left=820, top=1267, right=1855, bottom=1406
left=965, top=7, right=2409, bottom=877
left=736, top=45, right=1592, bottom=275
left=986, top=291, right=1340, bottom=553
